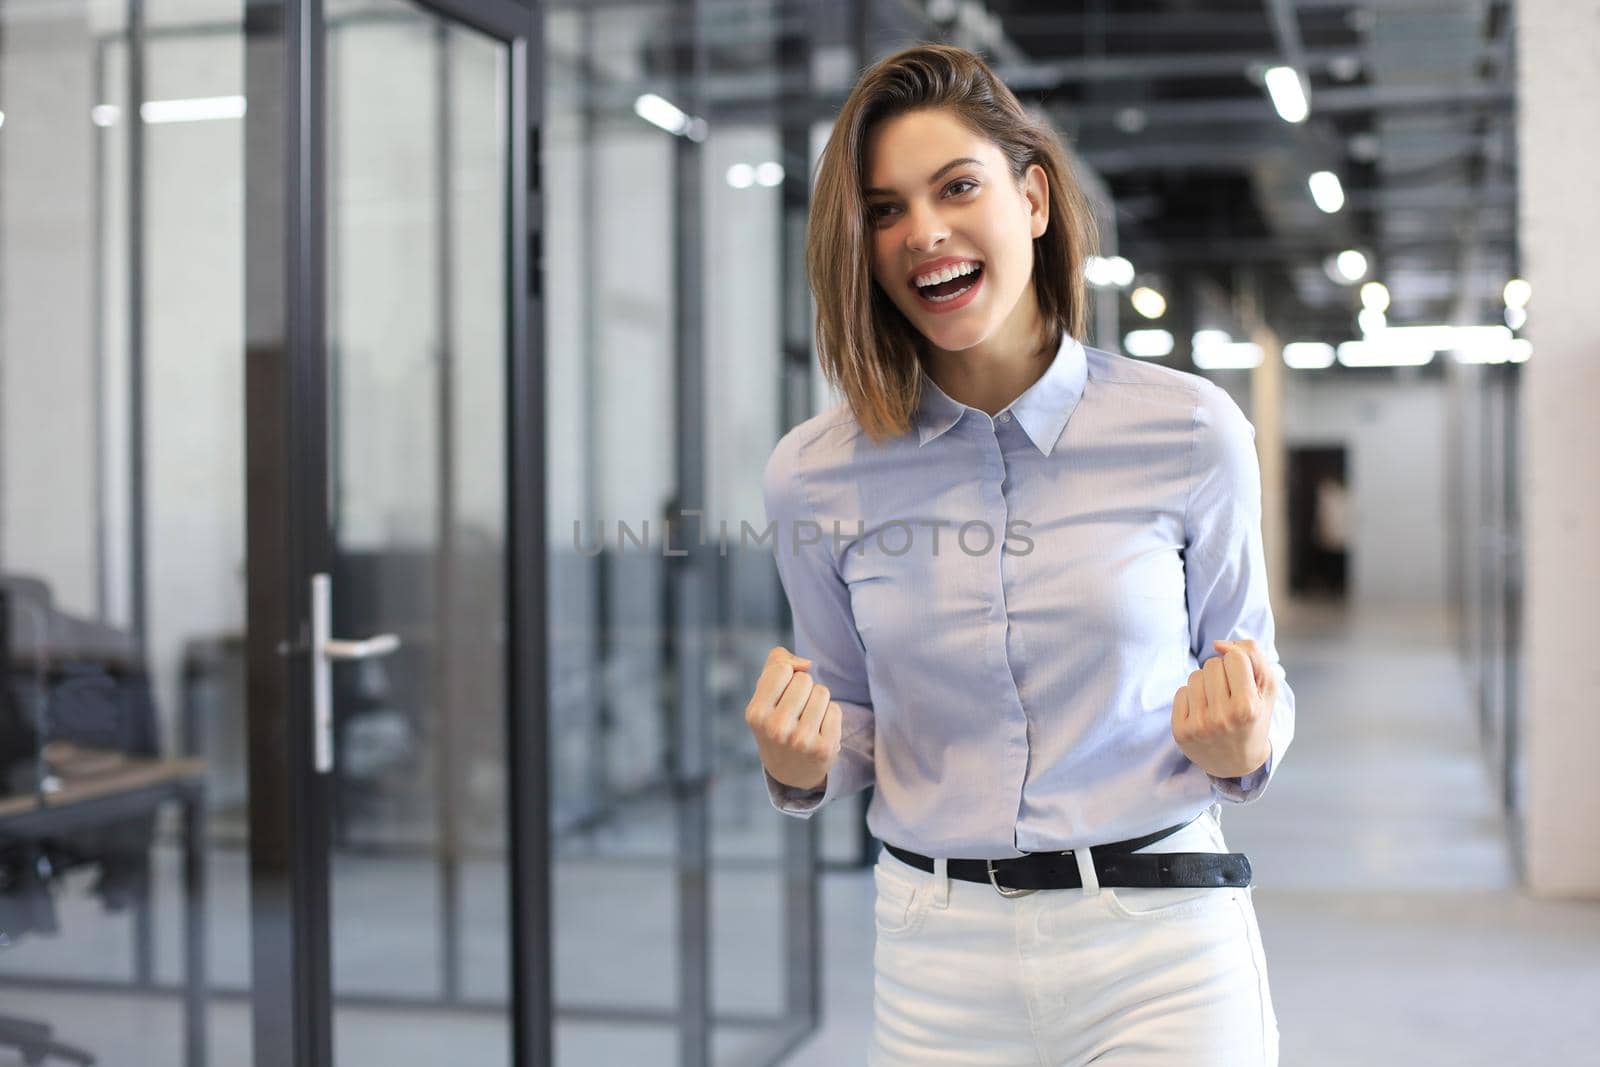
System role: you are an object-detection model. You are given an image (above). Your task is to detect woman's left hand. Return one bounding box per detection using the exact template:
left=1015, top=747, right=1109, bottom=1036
left=1171, top=638, right=1276, bottom=779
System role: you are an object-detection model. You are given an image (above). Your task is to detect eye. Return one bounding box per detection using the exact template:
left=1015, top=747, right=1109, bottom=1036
left=866, top=178, right=979, bottom=222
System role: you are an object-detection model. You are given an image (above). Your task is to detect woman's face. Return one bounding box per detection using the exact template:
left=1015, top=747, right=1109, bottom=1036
left=864, top=108, right=1049, bottom=356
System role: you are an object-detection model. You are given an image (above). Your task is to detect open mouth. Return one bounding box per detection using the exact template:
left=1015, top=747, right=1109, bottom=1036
left=913, top=262, right=984, bottom=306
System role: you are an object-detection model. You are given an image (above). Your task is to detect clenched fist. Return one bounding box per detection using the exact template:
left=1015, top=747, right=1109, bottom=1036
left=1172, top=638, right=1276, bottom=780
left=746, top=645, right=842, bottom=793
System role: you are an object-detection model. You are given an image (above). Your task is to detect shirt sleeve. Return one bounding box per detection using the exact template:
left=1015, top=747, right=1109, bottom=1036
left=1183, top=381, right=1296, bottom=804
left=758, top=429, right=876, bottom=819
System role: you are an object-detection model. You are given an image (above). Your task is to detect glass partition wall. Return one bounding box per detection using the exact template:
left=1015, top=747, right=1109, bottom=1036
left=542, top=1, right=824, bottom=1062
left=0, top=3, right=252, bottom=1064
left=1, top=0, right=831, bottom=1063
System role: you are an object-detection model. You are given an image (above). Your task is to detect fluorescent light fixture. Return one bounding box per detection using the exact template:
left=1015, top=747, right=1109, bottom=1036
left=1337, top=339, right=1434, bottom=368
left=725, top=163, right=754, bottom=189
left=140, top=95, right=246, bottom=123
left=1334, top=249, right=1368, bottom=283
left=1283, top=342, right=1335, bottom=369
left=1360, top=281, right=1390, bottom=312
left=1085, top=255, right=1134, bottom=289
left=1124, top=329, right=1174, bottom=358
left=1308, top=171, right=1344, bottom=213
left=91, top=104, right=120, bottom=127
left=1191, top=329, right=1260, bottom=371
left=1130, top=286, right=1167, bottom=319
left=1446, top=325, right=1518, bottom=364
left=635, top=92, right=706, bottom=140
left=754, top=161, right=784, bottom=187
left=1503, top=277, right=1531, bottom=309
left=1336, top=323, right=1515, bottom=368
left=1505, top=306, right=1527, bottom=330
left=1509, top=339, right=1531, bottom=363
left=1264, top=66, right=1309, bottom=123
left=1193, top=342, right=1264, bottom=370
left=1358, top=308, right=1387, bottom=335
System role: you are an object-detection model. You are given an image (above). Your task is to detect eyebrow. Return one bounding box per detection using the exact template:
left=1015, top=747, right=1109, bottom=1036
left=863, top=157, right=985, bottom=198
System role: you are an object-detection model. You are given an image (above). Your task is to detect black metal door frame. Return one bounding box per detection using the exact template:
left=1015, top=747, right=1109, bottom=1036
left=242, top=1, right=547, bottom=1065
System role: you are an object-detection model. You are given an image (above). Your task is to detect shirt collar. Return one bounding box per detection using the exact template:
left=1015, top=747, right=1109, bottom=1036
left=913, top=331, right=1088, bottom=457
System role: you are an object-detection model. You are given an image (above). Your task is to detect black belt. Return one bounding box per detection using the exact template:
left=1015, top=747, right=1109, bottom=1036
left=882, top=817, right=1253, bottom=897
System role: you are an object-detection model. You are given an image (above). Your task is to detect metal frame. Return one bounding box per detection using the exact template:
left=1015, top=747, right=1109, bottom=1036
left=244, top=1, right=545, bottom=1066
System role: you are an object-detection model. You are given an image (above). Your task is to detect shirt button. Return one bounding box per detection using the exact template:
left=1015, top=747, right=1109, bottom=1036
left=997, top=412, right=1011, bottom=423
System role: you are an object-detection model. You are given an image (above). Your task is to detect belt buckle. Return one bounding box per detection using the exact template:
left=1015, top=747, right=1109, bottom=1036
left=985, top=858, right=1038, bottom=898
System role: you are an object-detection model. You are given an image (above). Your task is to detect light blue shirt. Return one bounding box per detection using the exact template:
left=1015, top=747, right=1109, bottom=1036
left=759, top=331, right=1295, bottom=858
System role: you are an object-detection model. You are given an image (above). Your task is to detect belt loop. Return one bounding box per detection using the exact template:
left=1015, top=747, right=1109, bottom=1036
left=1073, top=845, right=1100, bottom=896
left=931, top=856, right=950, bottom=907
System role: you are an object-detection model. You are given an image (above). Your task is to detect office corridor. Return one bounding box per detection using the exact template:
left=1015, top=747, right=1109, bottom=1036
left=788, top=599, right=1600, bottom=1065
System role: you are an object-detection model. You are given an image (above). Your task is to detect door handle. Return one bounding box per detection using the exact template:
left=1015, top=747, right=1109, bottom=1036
left=310, top=572, right=401, bottom=774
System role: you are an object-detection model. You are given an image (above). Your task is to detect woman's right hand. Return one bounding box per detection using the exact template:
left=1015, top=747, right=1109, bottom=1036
left=746, top=645, right=842, bottom=792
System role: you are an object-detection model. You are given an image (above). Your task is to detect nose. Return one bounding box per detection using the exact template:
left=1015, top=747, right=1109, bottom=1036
left=904, top=201, right=948, bottom=253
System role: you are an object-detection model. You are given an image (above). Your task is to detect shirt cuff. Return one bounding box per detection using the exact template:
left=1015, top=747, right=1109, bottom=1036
left=1209, top=696, right=1290, bottom=804
left=763, top=765, right=829, bottom=817
left=1209, top=753, right=1271, bottom=803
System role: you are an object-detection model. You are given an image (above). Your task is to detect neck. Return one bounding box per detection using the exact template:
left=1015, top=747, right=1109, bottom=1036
left=922, top=303, right=1057, bottom=418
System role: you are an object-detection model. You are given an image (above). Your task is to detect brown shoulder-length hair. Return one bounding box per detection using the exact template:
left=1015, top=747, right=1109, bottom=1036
left=806, top=43, right=1099, bottom=445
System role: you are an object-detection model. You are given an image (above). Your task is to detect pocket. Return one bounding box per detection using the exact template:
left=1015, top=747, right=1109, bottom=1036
left=1098, top=811, right=1239, bottom=920
left=872, top=856, right=931, bottom=938
left=1099, top=883, right=1242, bottom=921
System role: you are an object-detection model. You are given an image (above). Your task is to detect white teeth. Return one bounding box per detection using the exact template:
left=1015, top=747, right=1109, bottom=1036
left=915, top=261, right=980, bottom=288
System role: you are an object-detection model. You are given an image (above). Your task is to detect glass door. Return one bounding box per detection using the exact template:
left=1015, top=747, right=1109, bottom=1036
left=243, top=1, right=545, bottom=1065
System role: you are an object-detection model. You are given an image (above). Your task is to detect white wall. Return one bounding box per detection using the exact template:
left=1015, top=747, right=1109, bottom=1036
left=1210, top=370, right=1451, bottom=609
left=1518, top=0, right=1600, bottom=896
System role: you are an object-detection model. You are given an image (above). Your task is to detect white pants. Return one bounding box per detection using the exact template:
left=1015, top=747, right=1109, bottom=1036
left=869, top=806, right=1278, bottom=1066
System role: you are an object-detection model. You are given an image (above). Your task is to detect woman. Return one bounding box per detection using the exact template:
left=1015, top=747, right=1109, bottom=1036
left=744, top=43, right=1292, bottom=1066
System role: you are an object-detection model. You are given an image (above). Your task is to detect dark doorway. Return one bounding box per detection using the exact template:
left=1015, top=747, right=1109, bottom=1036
left=1288, top=446, right=1350, bottom=600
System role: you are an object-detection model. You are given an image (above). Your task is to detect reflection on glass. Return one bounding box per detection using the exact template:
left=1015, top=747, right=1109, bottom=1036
left=324, top=0, right=510, bottom=1063
left=1, top=1, right=250, bottom=1064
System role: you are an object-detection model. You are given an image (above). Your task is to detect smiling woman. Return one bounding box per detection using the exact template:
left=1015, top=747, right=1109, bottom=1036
left=804, top=44, right=1099, bottom=444
left=750, top=41, right=1290, bottom=1067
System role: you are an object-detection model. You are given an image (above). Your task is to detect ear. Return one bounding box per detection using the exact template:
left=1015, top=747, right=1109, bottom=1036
left=1023, top=163, right=1049, bottom=240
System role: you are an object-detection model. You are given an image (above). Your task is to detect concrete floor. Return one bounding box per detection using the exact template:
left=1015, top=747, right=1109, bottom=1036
left=785, top=600, right=1600, bottom=1065
left=3, top=599, right=1598, bottom=1065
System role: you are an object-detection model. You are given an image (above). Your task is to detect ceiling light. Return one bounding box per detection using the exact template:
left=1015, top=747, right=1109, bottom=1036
left=1124, top=329, right=1174, bottom=358
left=1347, top=133, right=1380, bottom=162
left=1328, top=55, right=1363, bottom=82
left=1263, top=66, right=1309, bottom=123
left=91, top=104, right=119, bottom=127
left=1503, top=277, right=1531, bottom=309
left=1283, top=342, right=1335, bottom=369
left=1446, top=325, right=1518, bottom=363
left=1333, top=249, right=1368, bottom=283
left=754, top=161, right=784, bottom=187
left=1358, top=308, right=1387, bottom=335
left=635, top=92, right=706, bottom=140
left=1193, top=342, right=1264, bottom=370
left=1130, top=286, right=1167, bottom=319
left=1114, top=107, right=1147, bottom=134
left=1085, top=255, right=1135, bottom=289
left=1337, top=339, right=1434, bottom=368
left=1504, top=306, right=1527, bottom=330
left=1308, top=171, right=1344, bottom=213
left=1360, top=281, right=1390, bottom=312
left=725, top=163, right=754, bottom=189
left=140, top=95, right=246, bottom=124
